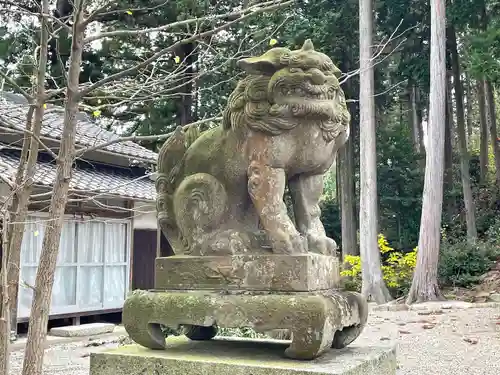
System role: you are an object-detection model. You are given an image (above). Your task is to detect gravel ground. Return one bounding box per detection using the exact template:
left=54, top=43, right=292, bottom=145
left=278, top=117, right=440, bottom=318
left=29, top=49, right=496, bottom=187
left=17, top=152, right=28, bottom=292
left=7, top=305, right=500, bottom=375
left=9, top=340, right=121, bottom=375
left=362, top=305, right=500, bottom=375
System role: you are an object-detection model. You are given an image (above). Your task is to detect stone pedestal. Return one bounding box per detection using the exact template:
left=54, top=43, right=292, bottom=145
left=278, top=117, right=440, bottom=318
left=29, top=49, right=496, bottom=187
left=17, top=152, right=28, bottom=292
left=123, top=288, right=367, bottom=360
left=155, top=254, right=340, bottom=291
left=90, top=338, right=397, bottom=375
left=123, top=253, right=369, bottom=360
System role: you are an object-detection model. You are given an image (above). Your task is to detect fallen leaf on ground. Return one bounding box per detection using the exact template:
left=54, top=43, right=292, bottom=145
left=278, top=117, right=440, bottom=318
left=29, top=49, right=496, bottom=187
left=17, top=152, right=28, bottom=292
left=418, top=310, right=444, bottom=316
left=463, top=337, right=479, bottom=344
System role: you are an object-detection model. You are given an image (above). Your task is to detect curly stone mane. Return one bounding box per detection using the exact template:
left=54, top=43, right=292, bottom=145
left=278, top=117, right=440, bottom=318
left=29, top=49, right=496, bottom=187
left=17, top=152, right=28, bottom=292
left=222, top=43, right=350, bottom=142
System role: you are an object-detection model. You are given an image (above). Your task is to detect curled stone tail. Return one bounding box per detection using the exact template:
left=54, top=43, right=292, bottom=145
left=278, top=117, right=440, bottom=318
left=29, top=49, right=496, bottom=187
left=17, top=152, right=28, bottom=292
left=156, top=127, right=187, bottom=251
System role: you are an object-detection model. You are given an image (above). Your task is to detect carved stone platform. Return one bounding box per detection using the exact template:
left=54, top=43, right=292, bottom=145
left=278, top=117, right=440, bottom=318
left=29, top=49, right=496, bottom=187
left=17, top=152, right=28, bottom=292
left=90, top=338, right=397, bottom=375
left=122, top=289, right=368, bottom=360
left=154, top=254, right=340, bottom=292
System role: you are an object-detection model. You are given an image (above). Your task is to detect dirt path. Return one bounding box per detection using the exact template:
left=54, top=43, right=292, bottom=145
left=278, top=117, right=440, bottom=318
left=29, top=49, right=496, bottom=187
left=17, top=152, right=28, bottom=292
left=8, top=304, right=500, bottom=375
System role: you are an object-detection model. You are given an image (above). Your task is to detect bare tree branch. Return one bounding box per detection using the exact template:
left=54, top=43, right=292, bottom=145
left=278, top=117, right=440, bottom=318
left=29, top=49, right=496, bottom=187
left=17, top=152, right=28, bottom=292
left=73, top=116, right=221, bottom=157
left=0, top=0, right=39, bottom=13
left=82, top=18, right=288, bottom=112
left=346, top=79, right=408, bottom=103
left=340, top=19, right=415, bottom=85
left=0, top=126, right=58, bottom=161
left=0, top=6, right=72, bottom=34
left=0, top=71, right=33, bottom=102
left=83, top=0, right=288, bottom=44
left=82, top=0, right=170, bottom=26
left=77, top=0, right=292, bottom=98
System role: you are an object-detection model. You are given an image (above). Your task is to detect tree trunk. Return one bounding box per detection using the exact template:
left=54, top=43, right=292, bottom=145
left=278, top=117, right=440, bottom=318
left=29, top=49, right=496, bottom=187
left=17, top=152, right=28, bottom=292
left=446, top=71, right=456, bottom=147
left=7, top=97, right=47, bottom=339
left=465, top=75, right=474, bottom=147
left=339, top=57, right=358, bottom=258
left=358, top=0, right=391, bottom=303
left=449, top=25, right=477, bottom=242
left=415, top=87, right=425, bottom=154
left=176, top=42, right=195, bottom=126
left=21, top=4, right=84, bottom=375
left=0, top=4, right=49, bottom=372
left=444, top=81, right=454, bottom=220
left=407, top=0, right=446, bottom=304
left=0, top=107, right=35, bottom=374
left=477, top=80, right=489, bottom=184
left=415, top=87, right=426, bottom=172
left=444, top=86, right=454, bottom=192
left=410, top=84, right=421, bottom=154
left=7, top=7, right=51, bottom=337
left=339, top=136, right=358, bottom=257
left=0, top=212, right=11, bottom=375
left=484, top=80, right=500, bottom=186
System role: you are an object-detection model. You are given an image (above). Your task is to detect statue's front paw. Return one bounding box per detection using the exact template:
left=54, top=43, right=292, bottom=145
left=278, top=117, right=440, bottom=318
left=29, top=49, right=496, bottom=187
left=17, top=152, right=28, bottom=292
left=208, top=230, right=251, bottom=255
left=270, top=230, right=307, bottom=254
left=307, top=234, right=337, bottom=255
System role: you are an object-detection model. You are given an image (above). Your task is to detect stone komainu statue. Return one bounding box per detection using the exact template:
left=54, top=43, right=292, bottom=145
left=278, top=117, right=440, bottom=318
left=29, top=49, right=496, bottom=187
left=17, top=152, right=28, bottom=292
left=156, top=39, right=350, bottom=256
left=122, top=40, right=367, bottom=362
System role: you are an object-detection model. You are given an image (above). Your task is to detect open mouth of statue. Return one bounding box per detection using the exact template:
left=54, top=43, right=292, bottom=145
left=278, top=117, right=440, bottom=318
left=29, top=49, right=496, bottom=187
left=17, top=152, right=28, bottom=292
left=279, top=84, right=335, bottom=101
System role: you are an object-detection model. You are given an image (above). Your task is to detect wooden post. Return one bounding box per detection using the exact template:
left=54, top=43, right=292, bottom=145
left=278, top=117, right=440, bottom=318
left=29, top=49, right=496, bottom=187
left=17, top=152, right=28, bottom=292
left=156, top=227, right=161, bottom=259
left=127, top=200, right=134, bottom=292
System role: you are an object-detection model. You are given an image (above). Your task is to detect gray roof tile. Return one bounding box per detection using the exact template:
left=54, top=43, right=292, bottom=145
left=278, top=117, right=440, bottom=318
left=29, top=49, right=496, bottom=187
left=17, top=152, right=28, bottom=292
left=0, top=93, right=158, bottom=163
left=0, top=152, right=156, bottom=201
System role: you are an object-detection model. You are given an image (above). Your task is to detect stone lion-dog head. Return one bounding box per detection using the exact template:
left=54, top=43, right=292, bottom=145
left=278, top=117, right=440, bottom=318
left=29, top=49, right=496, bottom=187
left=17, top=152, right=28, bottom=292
left=223, top=39, right=350, bottom=143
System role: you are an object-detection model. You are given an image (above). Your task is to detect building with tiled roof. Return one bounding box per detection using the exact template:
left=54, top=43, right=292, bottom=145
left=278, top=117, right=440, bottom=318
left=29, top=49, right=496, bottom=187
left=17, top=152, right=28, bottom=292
left=0, top=92, right=170, bottom=330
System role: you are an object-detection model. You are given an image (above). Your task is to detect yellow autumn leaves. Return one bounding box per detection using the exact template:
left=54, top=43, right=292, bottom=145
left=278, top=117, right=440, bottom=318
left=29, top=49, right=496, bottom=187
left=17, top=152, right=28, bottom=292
left=341, top=234, right=417, bottom=294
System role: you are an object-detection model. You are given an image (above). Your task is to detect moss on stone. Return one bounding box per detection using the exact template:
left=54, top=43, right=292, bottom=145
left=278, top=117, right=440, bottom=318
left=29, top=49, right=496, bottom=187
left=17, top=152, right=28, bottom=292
left=154, top=254, right=340, bottom=292
left=122, top=290, right=368, bottom=360
left=90, top=339, right=397, bottom=375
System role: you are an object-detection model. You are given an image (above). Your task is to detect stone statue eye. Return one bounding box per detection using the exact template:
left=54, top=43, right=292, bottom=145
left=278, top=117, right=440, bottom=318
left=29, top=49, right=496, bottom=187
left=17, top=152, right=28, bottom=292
left=289, top=67, right=302, bottom=74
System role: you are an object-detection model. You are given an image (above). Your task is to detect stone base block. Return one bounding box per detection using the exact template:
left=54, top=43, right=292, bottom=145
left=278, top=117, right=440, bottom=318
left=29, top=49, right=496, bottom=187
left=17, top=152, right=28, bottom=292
left=122, top=289, right=368, bottom=360
left=90, top=338, right=396, bottom=375
left=49, top=323, right=115, bottom=337
left=155, top=253, right=340, bottom=292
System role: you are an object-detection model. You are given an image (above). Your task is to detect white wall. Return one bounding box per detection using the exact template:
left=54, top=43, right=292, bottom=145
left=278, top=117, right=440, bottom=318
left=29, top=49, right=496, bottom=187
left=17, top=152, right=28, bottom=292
left=132, top=201, right=157, bottom=230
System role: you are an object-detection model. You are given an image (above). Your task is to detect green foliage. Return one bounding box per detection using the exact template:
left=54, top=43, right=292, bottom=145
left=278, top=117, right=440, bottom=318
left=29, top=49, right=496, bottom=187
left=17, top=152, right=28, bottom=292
left=320, top=197, right=341, bottom=245
left=438, top=240, right=500, bottom=287
left=485, top=217, right=500, bottom=244
left=465, top=25, right=500, bottom=83
left=218, top=327, right=266, bottom=339
left=160, top=325, right=183, bottom=336
left=160, top=325, right=266, bottom=339
left=340, top=234, right=417, bottom=297
left=377, top=120, right=424, bottom=249
left=3, top=0, right=499, bottom=289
